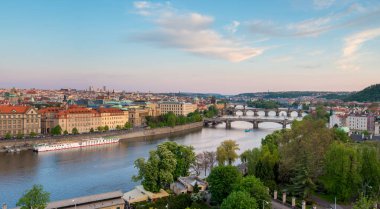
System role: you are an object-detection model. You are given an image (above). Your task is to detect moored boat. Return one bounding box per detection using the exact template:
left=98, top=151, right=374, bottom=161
left=33, top=137, right=120, bottom=152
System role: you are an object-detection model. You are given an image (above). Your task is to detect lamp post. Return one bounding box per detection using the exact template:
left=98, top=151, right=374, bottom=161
left=72, top=199, right=76, bottom=209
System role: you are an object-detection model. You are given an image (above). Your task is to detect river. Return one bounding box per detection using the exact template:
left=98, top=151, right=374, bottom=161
left=0, top=121, right=285, bottom=207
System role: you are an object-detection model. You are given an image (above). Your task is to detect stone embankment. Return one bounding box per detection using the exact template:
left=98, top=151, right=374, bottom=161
left=0, top=122, right=203, bottom=152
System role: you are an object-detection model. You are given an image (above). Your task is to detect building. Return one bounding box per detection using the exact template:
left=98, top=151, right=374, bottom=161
left=170, top=176, right=208, bottom=195
left=0, top=105, right=41, bottom=137
left=122, top=185, right=169, bottom=207
left=329, top=114, right=346, bottom=128
left=347, top=114, right=375, bottom=133
left=375, top=122, right=380, bottom=136
left=98, top=108, right=129, bottom=130
left=128, top=108, right=150, bottom=127
left=158, top=101, right=197, bottom=116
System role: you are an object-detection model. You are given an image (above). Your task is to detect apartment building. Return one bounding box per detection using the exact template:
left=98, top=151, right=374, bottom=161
left=98, top=108, right=129, bottom=130
left=0, top=105, right=41, bottom=137
left=40, top=106, right=129, bottom=134
left=158, top=101, right=197, bottom=116
left=347, top=114, right=375, bottom=133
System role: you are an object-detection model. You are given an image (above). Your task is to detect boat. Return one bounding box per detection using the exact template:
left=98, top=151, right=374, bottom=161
left=33, top=137, right=120, bottom=152
left=244, top=129, right=252, bottom=132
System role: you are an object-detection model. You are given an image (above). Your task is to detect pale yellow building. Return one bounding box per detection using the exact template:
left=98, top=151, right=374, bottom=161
left=0, top=105, right=41, bottom=137
left=158, top=101, right=197, bottom=116
left=98, top=108, right=129, bottom=130
left=128, top=108, right=150, bottom=127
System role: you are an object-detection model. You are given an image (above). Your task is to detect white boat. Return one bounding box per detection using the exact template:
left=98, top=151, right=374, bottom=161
left=33, top=137, right=120, bottom=152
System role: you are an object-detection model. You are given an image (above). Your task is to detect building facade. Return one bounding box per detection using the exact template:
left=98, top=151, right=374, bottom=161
left=0, top=105, right=41, bottom=137
left=347, top=114, right=375, bottom=133
left=98, top=108, right=129, bottom=130
left=158, top=102, right=197, bottom=116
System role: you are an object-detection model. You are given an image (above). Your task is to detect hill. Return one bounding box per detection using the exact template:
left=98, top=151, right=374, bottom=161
left=343, top=84, right=380, bottom=102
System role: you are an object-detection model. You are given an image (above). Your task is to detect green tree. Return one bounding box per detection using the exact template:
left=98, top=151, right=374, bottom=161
left=104, top=125, right=109, bottom=131
left=116, top=125, right=122, bottom=130
left=89, top=128, right=94, bottom=133
left=72, top=127, right=79, bottom=135
left=233, top=175, right=270, bottom=206
left=63, top=130, right=68, bottom=135
left=160, top=142, right=195, bottom=179
left=133, top=143, right=177, bottom=192
left=353, top=193, right=374, bottom=209
left=290, top=153, right=316, bottom=199
left=193, top=182, right=200, bottom=193
left=221, top=191, right=258, bottom=209
left=51, top=125, right=62, bottom=135
left=124, top=122, right=132, bottom=129
left=97, top=126, right=104, bottom=132
left=208, top=165, right=242, bottom=204
left=333, top=128, right=351, bottom=143
left=322, top=142, right=361, bottom=201
left=16, top=133, right=24, bottom=139
left=5, top=132, right=12, bottom=139
left=16, top=184, right=50, bottom=209
left=29, top=132, right=37, bottom=137
left=359, top=146, right=380, bottom=198
left=167, top=112, right=177, bottom=127
left=216, top=140, right=240, bottom=165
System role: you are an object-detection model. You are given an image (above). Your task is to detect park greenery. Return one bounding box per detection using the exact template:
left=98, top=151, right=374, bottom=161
left=202, top=105, right=219, bottom=118
left=16, top=184, right=50, bottom=209
left=247, top=99, right=280, bottom=109
left=146, top=111, right=202, bottom=128
left=216, top=140, right=240, bottom=165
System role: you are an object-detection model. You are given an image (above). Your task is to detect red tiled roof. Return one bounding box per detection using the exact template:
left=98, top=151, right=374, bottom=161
left=0, top=105, right=31, bottom=114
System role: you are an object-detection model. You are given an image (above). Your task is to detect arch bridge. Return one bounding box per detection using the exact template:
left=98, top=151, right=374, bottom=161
left=204, top=116, right=296, bottom=129
left=221, top=104, right=303, bottom=118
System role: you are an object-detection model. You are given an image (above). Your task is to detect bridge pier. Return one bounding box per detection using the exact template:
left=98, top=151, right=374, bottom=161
left=287, top=111, right=291, bottom=117
left=264, top=110, right=269, bottom=117
left=282, top=122, right=287, bottom=129
left=253, top=121, right=259, bottom=129
left=226, top=121, right=231, bottom=129
left=254, top=110, right=259, bottom=117
left=276, top=110, right=280, bottom=117
left=243, top=110, right=247, bottom=116
left=297, top=110, right=302, bottom=117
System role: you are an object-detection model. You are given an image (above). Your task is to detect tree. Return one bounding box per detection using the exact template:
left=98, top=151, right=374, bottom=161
left=97, top=126, right=104, bottom=132
left=104, top=125, right=109, bottom=131
left=205, top=151, right=216, bottom=170
left=193, top=182, right=200, bottom=193
left=89, top=128, right=94, bottom=133
left=233, top=176, right=270, bottom=206
left=16, top=133, right=24, bottom=139
left=16, top=184, right=50, bottom=209
left=5, top=132, right=12, bottom=139
left=290, top=153, right=316, bottom=199
left=221, top=191, right=258, bottom=209
left=216, top=140, right=240, bottom=165
left=167, top=112, right=177, bottom=127
left=353, top=193, right=374, bottom=209
left=72, top=127, right=79, bottom=135
left=124, top=122, right=132, bottom=129
left=132, top=142, right=194, bottom=192
left=51, top=125, right=62, bottom=135
left=29, top=132, right=37, bottom=137
left=359, top=146, right=380, bottom=198
left=63, top=130, right=68, bottom=135
left=116, top=125, right=122, bottom=130
left=208, top=166, right=242, bottom=204
left=322, top=142, right=361, bottom=201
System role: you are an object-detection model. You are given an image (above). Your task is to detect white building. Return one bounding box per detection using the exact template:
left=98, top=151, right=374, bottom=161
left=347, top=114, right=375, bottom=133
left=158, top=101, right=197, bottom=116
left=375, top=122, right=380, bottom=136
left=329, top=114, right=345, bottom=128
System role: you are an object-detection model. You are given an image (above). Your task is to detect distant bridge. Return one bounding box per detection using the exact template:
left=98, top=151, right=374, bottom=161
left=221, top=104, right=303, bottom=118
left=204, top=116, right=297, bottom=129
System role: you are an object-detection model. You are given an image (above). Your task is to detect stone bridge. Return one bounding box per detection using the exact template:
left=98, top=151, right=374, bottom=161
left=204, top=116, right=296, bottom=129
left=221, top=104, right=303, bottom=118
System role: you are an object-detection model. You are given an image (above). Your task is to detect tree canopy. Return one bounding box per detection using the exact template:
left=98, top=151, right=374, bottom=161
left=16, top=184, right=50, bottom=209
left=220, top=191, right=258, bottom=209
left=216, top=140, right=240, bottom=165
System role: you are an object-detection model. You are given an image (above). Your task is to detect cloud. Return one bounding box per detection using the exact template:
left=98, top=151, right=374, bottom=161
left=246, top=3, right=380, bottom=38
left=313, top=0, right=335, bottom=9
left=338, top=27, right=380, bottom=71
left=224, top=21, right=240, bottom=33
left=132, top=1, right=263, bottom=62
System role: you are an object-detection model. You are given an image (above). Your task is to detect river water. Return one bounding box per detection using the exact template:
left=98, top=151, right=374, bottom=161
left=0, top=120, right=286, bottom=207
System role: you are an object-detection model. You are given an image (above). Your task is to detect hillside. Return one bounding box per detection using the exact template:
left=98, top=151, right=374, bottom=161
left=344, top=84, right=380, bottom=102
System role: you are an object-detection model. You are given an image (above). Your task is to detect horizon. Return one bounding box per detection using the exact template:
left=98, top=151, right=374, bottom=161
left=1, top=0, right=380, bottom=94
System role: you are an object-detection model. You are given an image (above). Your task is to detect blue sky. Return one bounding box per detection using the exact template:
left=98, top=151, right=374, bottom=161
left=1, top=0, right=379, bottom=94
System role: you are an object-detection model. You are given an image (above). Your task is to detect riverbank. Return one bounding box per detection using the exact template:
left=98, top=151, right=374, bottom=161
left=0, top=122, right=203, bottom=152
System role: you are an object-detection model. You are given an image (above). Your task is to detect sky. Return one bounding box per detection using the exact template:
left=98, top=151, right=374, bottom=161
left=0, top=0, right=380, bottom=94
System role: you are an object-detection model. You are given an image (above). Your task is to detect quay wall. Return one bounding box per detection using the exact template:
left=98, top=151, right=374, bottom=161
left=0, top=122, right=203, bottom=151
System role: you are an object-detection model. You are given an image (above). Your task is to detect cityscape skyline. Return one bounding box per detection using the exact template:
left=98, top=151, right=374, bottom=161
left=1, top=0, right=380, bottom=94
